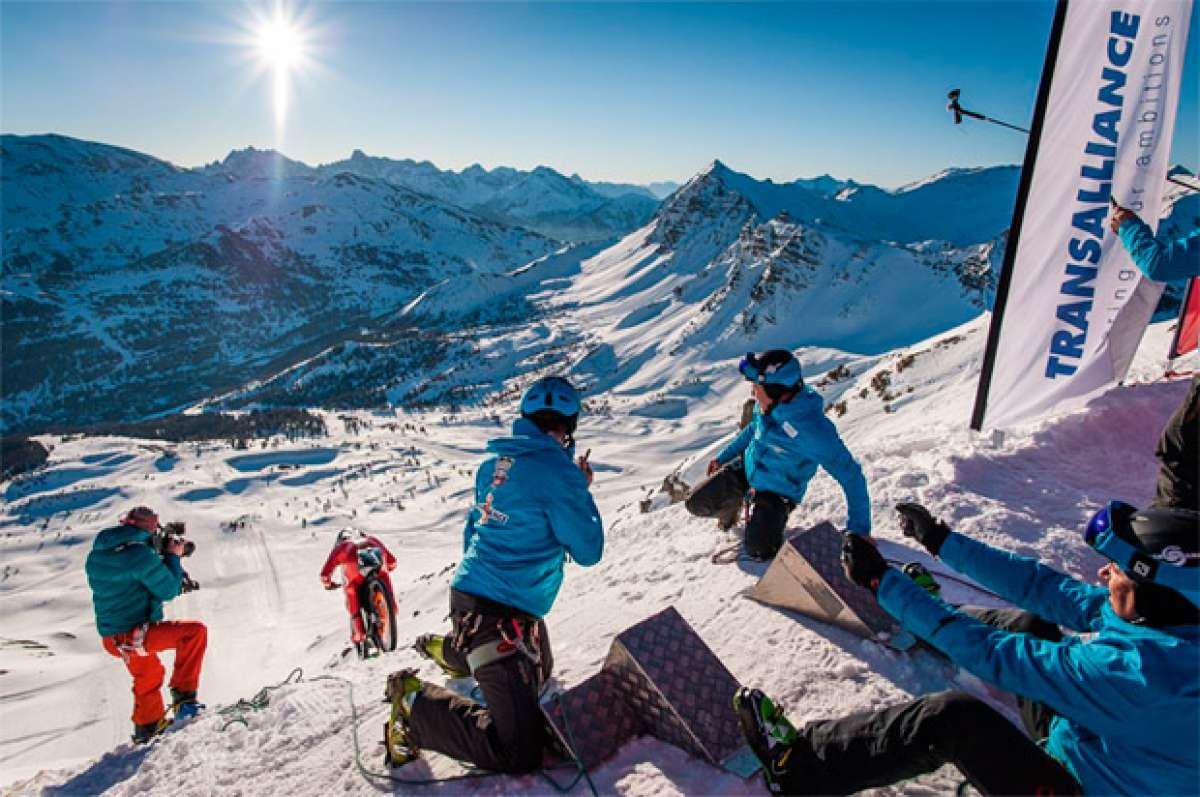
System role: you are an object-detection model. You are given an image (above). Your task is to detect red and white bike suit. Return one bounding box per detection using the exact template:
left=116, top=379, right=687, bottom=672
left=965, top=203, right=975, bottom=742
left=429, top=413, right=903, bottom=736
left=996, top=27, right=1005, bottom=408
left=319, top=536, right=397, bottom=642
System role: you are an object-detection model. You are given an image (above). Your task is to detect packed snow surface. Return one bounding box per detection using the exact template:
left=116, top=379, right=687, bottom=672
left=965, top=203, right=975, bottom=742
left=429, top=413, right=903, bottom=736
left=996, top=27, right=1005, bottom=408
left=1, top=319, right=1192, bottom=795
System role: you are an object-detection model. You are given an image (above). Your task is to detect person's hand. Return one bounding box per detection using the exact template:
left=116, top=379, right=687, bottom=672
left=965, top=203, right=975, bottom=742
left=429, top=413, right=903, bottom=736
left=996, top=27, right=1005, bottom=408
left=322, top=578, right=336, bottom=591
left=1109, top=202, right=1136, bottom=235
left=841, top=533, right=888, bottom=593
left=577, top=454, right=594, bottom=486
left=166, top=537, right=185, bottom=557
left=706, top=459, right=720, bottom=477
left=895, top=503, right=951, bottom=556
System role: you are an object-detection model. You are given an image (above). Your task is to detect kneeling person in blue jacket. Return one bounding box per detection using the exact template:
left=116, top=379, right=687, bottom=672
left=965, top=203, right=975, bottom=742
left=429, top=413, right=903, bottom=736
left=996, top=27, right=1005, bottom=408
left=386, top=376, right=604, bottom=773
left=736, top=502, right=1199, bottom=796
left=687, top=350, right=871, bottom=559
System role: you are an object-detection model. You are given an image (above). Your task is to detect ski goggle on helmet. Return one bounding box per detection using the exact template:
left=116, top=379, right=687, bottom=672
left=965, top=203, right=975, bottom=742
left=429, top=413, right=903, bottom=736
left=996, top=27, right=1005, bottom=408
left=738, top=350, right=803, bottom=388
left=520, top=376, right=581, bottom=432
left=1085, top=501, right=1200, bottom=607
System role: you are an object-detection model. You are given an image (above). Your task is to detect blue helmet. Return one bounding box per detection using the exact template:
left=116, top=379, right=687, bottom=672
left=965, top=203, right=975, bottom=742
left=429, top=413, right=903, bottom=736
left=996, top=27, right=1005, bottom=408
left=520, top=376, right=581, bottom=431
left=739, top=350, right=803, bottom=388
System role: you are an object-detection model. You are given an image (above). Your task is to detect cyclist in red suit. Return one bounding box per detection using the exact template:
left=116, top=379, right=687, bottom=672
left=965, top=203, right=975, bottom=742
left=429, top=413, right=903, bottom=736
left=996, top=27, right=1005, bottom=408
left=320, top=529, right=397, bottom=643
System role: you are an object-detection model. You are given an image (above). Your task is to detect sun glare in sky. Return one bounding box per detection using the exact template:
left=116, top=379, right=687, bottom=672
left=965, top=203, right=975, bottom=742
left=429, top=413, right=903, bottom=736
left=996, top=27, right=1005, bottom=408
left=246, top=3, right=313, bottom=140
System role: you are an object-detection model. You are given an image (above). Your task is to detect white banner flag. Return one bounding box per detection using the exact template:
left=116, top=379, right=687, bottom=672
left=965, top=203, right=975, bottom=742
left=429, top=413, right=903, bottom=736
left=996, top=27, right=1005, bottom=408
left=972, top=0, right=1192, bottom=430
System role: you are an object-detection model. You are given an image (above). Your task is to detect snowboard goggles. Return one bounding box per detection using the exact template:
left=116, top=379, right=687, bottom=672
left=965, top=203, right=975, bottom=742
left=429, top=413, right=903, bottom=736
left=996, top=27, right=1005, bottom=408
left=1085, top=501, right=1200, bottom=605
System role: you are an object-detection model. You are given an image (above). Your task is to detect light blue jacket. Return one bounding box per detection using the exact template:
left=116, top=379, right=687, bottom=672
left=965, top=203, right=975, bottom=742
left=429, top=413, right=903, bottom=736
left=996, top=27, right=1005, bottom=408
left=715, top=388, right=870, bottom=534
left=85, top=524, right=183, bottom=637
left=452, top=418, right=604, bottom=618
left=1118, top=216, right=1200, bottom=283
left=878, top=532, right=1199, bottom=796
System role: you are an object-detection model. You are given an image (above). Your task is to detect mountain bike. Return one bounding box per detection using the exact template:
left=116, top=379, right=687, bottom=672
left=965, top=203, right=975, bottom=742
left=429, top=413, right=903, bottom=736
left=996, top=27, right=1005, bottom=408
left=331, top=547, right=398, bottom=659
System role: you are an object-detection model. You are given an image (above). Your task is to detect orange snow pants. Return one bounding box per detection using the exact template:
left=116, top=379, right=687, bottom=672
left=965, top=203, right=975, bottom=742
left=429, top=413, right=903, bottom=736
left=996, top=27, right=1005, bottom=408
left=102, top=620, right=208, bottom=725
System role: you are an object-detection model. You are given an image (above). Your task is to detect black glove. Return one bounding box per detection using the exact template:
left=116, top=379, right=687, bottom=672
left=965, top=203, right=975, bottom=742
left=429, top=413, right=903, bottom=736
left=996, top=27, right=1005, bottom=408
left=180, top=572, right=200, bottom=593
left=841, top=533, right=888, bottom=593
left=895, top=503, right=951, bottom=557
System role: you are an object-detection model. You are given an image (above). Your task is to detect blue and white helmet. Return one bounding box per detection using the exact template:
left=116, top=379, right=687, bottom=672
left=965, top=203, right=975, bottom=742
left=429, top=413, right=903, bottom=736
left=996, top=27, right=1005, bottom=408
left=738, top=350, right=803, bottom=388
left=520, top=376, right=581, bottom=433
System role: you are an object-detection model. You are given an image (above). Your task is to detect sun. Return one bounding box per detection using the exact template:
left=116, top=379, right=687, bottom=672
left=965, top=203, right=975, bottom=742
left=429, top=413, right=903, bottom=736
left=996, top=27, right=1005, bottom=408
left=255, top=15, right=304, bottom=71
left=243, top=4, right=314, bottom=138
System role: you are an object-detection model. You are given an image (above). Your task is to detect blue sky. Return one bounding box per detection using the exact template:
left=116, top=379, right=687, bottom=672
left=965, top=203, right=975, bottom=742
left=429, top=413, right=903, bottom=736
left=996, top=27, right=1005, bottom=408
left=2, top=1, right=1197, bottom=188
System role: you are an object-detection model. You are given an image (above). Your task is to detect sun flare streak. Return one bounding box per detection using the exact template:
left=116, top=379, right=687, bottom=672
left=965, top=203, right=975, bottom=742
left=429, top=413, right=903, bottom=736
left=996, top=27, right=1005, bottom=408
left=247, top=4, right=313, bottom=141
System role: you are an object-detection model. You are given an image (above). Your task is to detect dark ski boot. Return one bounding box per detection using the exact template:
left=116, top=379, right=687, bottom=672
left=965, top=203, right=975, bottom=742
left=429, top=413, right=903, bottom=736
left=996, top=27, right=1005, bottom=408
left=132, top=715, right=171, bottom=744
left=413, top=633, right=469, bottom=678
left=383, top=668, right=422, bottom=766
left=734, top=687, right=801, bottom=794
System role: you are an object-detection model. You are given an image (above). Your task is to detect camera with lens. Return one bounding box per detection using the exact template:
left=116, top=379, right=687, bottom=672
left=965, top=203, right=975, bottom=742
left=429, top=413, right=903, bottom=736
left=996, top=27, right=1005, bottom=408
left=153, top=521, right=200, bottom=592
left=154, top=521, right=196, bottom=558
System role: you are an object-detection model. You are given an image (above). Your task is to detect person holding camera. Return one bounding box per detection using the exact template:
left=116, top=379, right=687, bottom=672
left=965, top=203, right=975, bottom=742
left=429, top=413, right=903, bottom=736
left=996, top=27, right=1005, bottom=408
left=85, top=505, right=207, bottom=743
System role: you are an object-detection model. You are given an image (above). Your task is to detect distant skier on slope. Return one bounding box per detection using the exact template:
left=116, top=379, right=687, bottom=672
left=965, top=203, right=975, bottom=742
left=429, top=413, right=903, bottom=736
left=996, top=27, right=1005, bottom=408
left=385, top=375, right=604, bottom=772
left=319, top=528, right=397, bottom=653
left=685, top=350, right=870, bottom=559
left=85, top=506, right=207, bottom=743
left=736, top=502, right=1199, bottom=796
left=1110, top=203, right=1199, bottom=512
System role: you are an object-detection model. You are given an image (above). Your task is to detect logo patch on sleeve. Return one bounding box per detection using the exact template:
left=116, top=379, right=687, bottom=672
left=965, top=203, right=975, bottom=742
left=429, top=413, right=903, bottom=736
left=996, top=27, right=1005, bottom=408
left=492, top=456, right=513, bottom=487
left=782, top=421, right=799, bottom=438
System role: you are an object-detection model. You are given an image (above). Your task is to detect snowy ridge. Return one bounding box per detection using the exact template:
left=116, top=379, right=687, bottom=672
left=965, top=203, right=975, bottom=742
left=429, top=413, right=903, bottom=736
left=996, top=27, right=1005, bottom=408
left=1, top=317, right=1193, bottom=795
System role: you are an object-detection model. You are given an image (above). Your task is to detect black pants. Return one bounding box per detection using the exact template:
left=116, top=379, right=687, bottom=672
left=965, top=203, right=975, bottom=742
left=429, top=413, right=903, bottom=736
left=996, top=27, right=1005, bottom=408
left=685, top=462, right=795, bottom=559
left=407, top=591, right=553, bottom=773
left=1151, top=375, right=1199, bottom=512
left=775, top=608, right=1080, bottom=796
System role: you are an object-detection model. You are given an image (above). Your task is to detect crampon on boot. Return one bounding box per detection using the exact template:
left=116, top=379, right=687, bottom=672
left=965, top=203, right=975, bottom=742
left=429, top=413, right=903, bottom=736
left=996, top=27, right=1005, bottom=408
left=382, top=668, right=422, bottom=766
left=132, top=715, right=171, bottom=744
left=413, top=633, right=469, bottom=678
left=734, top=687, right=800, bottom=794
left=171, top=689, right=205, bottom=722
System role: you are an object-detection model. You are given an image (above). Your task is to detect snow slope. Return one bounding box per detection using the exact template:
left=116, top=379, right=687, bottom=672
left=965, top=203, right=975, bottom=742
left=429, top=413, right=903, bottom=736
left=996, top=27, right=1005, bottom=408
left=2, top=317, right=1193, bottom=795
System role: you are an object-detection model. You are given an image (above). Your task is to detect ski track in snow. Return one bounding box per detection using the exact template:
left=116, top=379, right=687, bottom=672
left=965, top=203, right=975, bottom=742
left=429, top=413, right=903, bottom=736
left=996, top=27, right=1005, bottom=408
left=0, top=319, right=1193, bottom=795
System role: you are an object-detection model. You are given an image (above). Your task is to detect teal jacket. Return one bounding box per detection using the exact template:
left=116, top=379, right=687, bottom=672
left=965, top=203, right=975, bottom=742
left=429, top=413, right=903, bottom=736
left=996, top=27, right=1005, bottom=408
left=1118, top=216, right=1200, bottom=282
left=453, top=418, right=604, bottom=618
left=85, top=524, right=183, bottom=637
left=715, top=388, right=871, bottom=534
left=878, top=532, right=1199, bottom=796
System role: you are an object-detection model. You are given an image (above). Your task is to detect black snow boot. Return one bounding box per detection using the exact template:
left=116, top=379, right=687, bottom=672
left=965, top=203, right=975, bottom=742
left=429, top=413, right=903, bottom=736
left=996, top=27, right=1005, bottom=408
left=132, top=715, right=171, bottom=744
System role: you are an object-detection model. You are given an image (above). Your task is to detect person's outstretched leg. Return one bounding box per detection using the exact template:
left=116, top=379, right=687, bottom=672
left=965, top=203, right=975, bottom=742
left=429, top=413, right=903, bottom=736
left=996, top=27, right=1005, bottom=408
left=750, top=690, right=1079, bottom=796
left=685, top=463, right=748, bottom=520
left=141, top=621, right=207, bottom=701
left=343, top=581, right=366, bottom=642
left=744, top=491, right=792, bottom=560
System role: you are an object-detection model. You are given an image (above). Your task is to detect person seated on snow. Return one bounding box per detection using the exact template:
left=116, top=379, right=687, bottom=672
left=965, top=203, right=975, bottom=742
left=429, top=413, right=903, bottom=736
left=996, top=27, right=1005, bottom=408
left=319, top=527, right=397, bottom=656
left=685, top=349, right=870, bottom=559
left=736, top=502, right=1200, bottom=796
left=85, top=505, right=207, bottom=743
left=384, top=375, right=604, bottom=773
left=1108, top=203, right=1200, bottom=513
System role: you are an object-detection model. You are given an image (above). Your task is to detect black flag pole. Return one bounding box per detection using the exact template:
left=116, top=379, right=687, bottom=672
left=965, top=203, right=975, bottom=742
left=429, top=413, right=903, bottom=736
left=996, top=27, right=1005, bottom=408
left=946, top=88, right=1031, bottom=135
left=968, top=0, right=1069, bottom=432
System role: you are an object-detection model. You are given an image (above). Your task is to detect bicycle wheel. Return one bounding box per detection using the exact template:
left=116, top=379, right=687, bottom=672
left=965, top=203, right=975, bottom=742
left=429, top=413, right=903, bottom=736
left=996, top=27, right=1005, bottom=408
left=368, top=579, right=398, bottom=653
